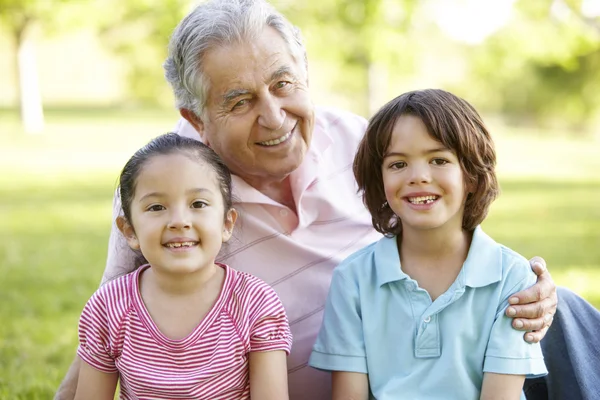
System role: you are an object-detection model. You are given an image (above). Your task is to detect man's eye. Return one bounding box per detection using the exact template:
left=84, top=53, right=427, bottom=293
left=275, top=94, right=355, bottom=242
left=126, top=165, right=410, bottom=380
left=191, top=201, right=207, bottom=209
left=147, top=204, right=165, bottom=212
left=431, top=158, right=449, bottom=165
left=275, top=81, right=290, bottom=89
left=232, top=99, right=249, bottom=110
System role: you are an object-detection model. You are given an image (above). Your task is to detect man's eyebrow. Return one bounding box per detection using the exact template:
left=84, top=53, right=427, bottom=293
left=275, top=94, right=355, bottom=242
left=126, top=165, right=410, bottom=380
left=269, top=65, right=294, bottom=82
left=222, top=88, right=252, bottom=105
left=383, top=147, right=450, bottom=158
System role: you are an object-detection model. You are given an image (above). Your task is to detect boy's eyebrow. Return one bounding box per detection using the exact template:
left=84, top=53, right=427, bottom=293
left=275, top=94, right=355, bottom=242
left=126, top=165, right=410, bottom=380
left=384, top=147, right=450, bottom=158
left=138, top=188, right=213, bottom=202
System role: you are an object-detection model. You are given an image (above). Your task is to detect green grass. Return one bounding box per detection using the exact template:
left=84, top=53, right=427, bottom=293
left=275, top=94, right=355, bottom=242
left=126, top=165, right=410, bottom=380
left=1, top=109, right=599, bottom=398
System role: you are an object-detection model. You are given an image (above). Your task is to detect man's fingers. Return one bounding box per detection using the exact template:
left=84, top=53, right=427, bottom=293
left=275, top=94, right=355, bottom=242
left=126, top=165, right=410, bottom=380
left=523, top=325, right=549, bottom=344
left=509, top=269, right=555, bottom=306
left=529, top=256, right=547, bottom=276
left=506, top=295, right=554, bottom=320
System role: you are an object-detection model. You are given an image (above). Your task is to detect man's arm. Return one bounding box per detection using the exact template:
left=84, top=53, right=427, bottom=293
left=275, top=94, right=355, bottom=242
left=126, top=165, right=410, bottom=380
left=54, top=356, right=80, bottom=400
left=505, top=257, right=558, bottom=343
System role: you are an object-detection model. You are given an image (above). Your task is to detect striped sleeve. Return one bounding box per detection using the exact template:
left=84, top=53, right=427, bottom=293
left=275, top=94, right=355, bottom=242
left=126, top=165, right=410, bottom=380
left=245, top=276, right=293, bottom=354
left=77, top=286, right=118, bottom=373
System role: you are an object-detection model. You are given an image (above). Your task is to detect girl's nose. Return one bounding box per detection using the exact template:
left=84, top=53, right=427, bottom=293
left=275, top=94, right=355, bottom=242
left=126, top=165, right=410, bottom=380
left=167, top=208, right=191, bottom=230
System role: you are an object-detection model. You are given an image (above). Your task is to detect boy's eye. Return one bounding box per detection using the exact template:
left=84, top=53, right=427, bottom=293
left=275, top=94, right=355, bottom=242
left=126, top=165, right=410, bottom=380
left=147, top=204, right=165, bottom=212
left=191, top=200, right=208, bottom=209
left=431, top=158, right=449, bottom=166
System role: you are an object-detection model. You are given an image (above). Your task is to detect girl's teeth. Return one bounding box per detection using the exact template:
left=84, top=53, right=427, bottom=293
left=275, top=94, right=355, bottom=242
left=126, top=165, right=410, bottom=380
left=165, top=242, right=195, bottom=248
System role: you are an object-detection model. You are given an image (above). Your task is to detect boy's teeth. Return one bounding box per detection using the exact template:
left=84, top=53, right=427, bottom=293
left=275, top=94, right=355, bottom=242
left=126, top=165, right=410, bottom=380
left=165, top=241, right=196, bottom=248
left=408, top=195, right=438, bottom=204
left=260, top=131, right=291, bottom=146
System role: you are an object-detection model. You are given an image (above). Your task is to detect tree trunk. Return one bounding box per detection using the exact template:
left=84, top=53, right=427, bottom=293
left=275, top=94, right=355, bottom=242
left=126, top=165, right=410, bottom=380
left=14, top=20, right=45, bottom=135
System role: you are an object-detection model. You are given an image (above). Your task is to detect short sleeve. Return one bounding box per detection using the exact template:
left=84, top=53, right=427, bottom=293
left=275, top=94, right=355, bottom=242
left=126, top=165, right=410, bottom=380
left=309, top=268, right=367, bottom=374
left=77, top=291, right=118, bottom=373
left=484, top=258, right=548, bottom=378
left=248, top=283, right=293, bottom=355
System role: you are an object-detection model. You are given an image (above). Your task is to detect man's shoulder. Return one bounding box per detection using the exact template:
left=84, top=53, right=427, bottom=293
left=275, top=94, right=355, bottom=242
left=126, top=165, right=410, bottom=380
left=315, top=106, right=368, bottom=137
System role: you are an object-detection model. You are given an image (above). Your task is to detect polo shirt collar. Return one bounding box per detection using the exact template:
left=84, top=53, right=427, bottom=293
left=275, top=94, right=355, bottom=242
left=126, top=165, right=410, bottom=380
left=231, top=107, right=333, bottom=206
left=374, top=226, right=503, bottom=288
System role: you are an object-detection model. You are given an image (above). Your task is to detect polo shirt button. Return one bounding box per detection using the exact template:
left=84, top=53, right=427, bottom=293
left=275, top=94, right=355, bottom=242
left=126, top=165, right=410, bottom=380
left=280, top=209, right=288, bottom=217
left=423, top=316, right=431, bottom=323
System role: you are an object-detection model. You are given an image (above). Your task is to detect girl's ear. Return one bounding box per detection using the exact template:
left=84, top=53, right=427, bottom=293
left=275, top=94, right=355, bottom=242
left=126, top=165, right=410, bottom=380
left=116, top=216, right=140, bottom=250
left=221, top=208, right=238, bottom=243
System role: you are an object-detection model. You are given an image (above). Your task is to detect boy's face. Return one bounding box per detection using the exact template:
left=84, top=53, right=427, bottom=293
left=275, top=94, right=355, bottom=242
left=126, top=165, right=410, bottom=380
left=381, top=115, right=471, bottom=234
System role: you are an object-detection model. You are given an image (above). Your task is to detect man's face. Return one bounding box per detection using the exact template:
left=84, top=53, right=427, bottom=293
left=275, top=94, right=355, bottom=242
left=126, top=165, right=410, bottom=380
left=191, top=26, right=314, bottom=188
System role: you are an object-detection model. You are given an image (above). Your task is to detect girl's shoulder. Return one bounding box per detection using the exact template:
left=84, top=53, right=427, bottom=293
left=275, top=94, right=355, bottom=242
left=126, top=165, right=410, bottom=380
left=223, top=264, right=278, bottom=298
left=89, top=268, right=139, bottom=312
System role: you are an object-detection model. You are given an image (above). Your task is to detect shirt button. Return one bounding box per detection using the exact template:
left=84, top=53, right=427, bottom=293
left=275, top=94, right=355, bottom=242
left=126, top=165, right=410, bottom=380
left=280, top=209, right=288, bottom=217
left=423, top=316, right=431, bottom=323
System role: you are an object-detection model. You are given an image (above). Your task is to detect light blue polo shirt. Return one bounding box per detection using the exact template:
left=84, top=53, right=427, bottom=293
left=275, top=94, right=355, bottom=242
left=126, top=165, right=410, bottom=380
left=309, top=226, right=547, bottom=400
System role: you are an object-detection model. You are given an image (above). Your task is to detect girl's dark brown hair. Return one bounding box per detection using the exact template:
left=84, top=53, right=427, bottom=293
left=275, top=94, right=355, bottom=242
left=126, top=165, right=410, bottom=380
left=353, top=89, right=499, bottom=236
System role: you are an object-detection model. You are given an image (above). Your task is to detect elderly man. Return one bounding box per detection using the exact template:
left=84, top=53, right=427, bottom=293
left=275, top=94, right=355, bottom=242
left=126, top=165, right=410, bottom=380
left=57, top=1, right=600, bottom=399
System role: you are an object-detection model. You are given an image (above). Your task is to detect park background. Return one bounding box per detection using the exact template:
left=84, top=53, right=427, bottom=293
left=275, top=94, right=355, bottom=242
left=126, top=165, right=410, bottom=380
left=1, top=0, right=599, bottom=398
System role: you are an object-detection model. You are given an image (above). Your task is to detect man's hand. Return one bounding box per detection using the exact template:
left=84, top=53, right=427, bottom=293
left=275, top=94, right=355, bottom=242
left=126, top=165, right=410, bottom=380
left=505, top=256, right=557, bottom=343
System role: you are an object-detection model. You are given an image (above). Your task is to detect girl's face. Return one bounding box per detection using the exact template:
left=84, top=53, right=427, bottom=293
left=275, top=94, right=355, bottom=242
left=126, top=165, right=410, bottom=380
left=120, top=153, right=236, bottom=275
left=381, top=115, right=471, bottom=235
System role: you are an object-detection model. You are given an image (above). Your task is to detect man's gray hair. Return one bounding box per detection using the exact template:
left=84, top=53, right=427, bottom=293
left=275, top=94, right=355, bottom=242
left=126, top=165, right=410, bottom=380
left=164, top=0, right=307, bottom=117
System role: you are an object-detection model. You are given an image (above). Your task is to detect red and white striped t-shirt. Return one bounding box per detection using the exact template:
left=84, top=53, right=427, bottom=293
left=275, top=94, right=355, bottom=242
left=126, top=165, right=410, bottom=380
left=78, top=264, right=292, bottom=399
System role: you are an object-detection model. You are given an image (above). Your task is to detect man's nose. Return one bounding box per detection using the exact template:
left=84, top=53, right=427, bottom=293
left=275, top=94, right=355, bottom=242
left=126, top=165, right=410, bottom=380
left=257, top=95, right=285, bottom=130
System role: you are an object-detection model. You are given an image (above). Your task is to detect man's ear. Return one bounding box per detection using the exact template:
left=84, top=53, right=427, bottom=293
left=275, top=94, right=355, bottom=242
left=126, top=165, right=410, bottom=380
left=221, top=208, right=238, bottom=243
left=180, top=109, right=206, bottom=141
left=116, top=216, right=140, bottom=250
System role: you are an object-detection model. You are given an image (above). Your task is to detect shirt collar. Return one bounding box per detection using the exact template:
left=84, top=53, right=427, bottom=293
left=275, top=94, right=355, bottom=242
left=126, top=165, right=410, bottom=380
left=374, top=226, right=503, bottom=288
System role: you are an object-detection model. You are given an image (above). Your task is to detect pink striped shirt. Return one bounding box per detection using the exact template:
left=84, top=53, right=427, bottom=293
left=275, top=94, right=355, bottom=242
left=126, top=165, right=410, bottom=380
left=79, top=264, right=292, bottom=399
left=103, top=107, right=383, bottom=399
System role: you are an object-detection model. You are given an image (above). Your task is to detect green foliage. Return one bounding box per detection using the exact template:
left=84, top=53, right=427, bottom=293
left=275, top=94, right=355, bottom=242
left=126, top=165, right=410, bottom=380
left=462, top=0, right=600, bottom=129
left=91, top=0, right=190, bottom=106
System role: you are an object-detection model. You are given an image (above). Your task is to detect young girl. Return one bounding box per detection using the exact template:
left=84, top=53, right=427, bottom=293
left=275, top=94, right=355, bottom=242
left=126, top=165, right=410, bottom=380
left=309, top=89, right=547, bottom=399
left=75, top=133, right=292, bottom=400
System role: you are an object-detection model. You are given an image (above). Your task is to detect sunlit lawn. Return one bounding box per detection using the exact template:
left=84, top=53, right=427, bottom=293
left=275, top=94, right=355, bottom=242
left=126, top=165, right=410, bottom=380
left=1, top=108, right=599, bottom=398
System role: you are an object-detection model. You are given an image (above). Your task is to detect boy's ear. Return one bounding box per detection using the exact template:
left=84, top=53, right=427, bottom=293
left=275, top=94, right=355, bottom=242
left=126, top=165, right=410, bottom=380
left=221, top=208, right=238, bottom=243
left=116, top=216, right=140, bottom=250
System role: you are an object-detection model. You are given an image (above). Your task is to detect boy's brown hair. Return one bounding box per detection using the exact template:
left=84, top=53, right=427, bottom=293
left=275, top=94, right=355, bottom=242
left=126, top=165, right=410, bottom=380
left=353, top=89, right=499, bottom=236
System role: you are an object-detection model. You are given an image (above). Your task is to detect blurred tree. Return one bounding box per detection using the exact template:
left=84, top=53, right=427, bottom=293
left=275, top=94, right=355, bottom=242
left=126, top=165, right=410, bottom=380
left=93, top=0, right=189, bottom=107
left=463, top=0, right=600, bottom=130
left=0, top=0, right=85, bottom=133
left=276, top=0, right=419, bottom=116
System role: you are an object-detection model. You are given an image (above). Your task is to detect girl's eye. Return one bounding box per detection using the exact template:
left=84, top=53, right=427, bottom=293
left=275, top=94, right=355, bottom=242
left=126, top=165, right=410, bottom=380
left=191, top=200, right=208, bottom=209
left=147, top=204, right=165, bottom=212
left=390, top=161, right=407, bottom=170
left=431, top=158, right=449, bottom=166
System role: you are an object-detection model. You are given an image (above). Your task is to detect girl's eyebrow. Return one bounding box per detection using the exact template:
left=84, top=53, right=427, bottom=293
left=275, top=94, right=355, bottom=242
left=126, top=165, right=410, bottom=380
left=384, top=147, right=450, bottom=158
left=138, top=188, right=213, bottom=202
